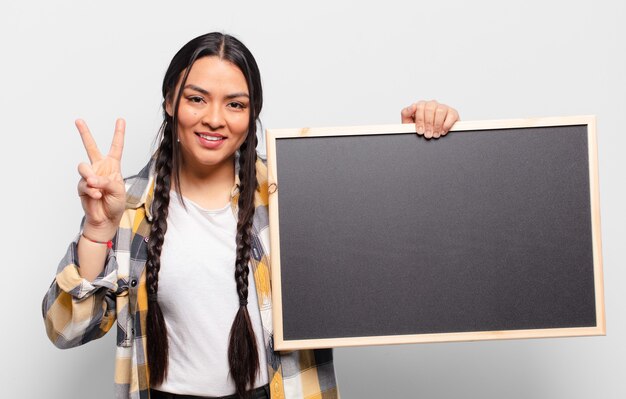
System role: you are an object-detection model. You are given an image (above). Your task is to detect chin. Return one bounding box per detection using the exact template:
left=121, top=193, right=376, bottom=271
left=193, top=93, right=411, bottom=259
left=196, top=154, right=237, bottom=167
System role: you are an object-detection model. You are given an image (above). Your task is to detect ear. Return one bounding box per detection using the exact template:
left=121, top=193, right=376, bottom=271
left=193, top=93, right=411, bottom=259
left=165, top=97, right=173, bottom=117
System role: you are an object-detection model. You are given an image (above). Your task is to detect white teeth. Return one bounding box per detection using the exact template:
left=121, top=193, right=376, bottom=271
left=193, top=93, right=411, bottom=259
left=198, top=133, right=224, bottom=141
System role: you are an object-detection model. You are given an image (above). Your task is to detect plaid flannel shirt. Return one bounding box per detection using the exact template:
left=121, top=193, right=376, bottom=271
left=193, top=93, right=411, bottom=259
left=42, top=153, right=339, bottom=399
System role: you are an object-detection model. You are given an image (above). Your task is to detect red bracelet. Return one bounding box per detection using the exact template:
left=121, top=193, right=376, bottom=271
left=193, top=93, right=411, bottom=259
left=81, top=233, right=113, bottom=249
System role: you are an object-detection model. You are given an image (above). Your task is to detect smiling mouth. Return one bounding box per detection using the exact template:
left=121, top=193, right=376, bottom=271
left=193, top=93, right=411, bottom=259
left=196, top=132, right=226, bottom=141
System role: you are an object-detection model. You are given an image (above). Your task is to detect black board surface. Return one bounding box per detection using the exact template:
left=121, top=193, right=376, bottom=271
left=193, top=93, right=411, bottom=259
left=273, top=123, right=600, bottom=345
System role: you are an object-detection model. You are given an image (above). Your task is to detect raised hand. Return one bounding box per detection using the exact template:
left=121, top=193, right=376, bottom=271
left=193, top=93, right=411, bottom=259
left=75, top=118, right=127, bottom=238
left=401, top=100, right=460, bottom=139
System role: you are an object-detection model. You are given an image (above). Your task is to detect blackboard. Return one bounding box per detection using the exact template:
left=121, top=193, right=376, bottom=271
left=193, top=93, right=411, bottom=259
left=265, top=116, right=604, bottom=350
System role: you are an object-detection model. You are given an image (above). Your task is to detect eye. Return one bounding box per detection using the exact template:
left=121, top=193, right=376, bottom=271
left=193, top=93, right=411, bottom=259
left=228, top=102, right=247, bottom=110
left=187, top=96, right=204, bottom=104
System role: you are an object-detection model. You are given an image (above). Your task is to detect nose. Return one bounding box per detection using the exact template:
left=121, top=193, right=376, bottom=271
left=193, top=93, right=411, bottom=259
left=202, top=103, right=226, bottom=130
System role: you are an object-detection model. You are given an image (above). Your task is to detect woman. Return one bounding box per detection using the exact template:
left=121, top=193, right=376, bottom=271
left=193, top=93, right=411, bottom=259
left=42, top=32, right=459, bottom=399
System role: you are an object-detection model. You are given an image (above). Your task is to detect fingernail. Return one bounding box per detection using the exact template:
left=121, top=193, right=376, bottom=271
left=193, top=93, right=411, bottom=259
left=418, top=126, right=424, bottom=134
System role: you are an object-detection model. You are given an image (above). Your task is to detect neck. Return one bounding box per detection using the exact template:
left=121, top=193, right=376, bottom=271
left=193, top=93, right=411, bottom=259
left=175, top=155, right=237, bottom=209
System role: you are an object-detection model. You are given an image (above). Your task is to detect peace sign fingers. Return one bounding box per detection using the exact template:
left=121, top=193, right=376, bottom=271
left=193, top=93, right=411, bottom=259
left=74, top=118, right=128, bottom=230
left=75, top=118, right=126, bottom=163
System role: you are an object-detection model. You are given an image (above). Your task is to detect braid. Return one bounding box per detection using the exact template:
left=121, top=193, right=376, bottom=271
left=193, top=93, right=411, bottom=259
left=228, top=132, right=259, bottom=399
left=146, top=120, right=174, bottom=387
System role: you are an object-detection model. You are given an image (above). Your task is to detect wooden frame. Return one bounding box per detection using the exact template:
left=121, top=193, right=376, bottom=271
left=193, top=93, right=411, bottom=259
left=266, top=115, right=605, bottom=351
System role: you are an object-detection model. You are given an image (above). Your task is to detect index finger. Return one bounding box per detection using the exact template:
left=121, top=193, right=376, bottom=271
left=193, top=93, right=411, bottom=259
left=414, top=101, right=426, bottom=135
left=108, top=118, right=126, bottom=161
left=75, top=119, right=103, bottom=163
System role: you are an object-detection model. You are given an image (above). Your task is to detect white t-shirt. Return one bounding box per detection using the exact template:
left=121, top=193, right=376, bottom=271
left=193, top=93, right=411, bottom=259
left=151, top=189, right=269, bottom=396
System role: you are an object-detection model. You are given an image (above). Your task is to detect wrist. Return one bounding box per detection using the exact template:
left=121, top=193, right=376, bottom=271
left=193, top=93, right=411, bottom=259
left=81, top=232, right=114, bottom=248
left=82, top=222, right=117, bottom=243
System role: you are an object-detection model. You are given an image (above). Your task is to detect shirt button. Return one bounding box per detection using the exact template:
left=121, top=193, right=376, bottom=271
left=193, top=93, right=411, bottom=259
left=130, top=279, right=138, bottom=287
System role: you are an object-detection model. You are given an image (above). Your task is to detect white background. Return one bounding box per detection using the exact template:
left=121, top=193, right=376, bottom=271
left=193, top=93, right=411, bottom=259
left=2, top=0, right=624, bottom=397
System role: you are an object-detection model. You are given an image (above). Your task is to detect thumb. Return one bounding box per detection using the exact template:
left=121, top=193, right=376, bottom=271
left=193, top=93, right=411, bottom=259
left=401, top=103, right=417, bottom=123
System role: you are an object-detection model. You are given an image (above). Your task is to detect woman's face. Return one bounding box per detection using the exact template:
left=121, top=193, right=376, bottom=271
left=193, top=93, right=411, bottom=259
left=167, top=56, right=250, bottom=172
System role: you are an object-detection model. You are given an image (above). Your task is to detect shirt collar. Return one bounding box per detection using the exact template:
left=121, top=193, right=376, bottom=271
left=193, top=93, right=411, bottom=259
left=125, top=151, right=267, bottom=223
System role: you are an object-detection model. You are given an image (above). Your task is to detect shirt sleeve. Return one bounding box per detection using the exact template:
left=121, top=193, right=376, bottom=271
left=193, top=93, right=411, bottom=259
left=42, top=215, right=119, bottom=349
left=280, top=348, right=339, bottom=398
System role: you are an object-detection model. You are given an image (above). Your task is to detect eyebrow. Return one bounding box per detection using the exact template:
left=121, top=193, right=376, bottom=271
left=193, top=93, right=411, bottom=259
left=183, top=84, right=249, bottom=100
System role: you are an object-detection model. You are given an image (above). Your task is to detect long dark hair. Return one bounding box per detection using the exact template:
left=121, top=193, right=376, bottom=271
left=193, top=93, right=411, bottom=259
left=146, top=32, right=263, bottom=398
